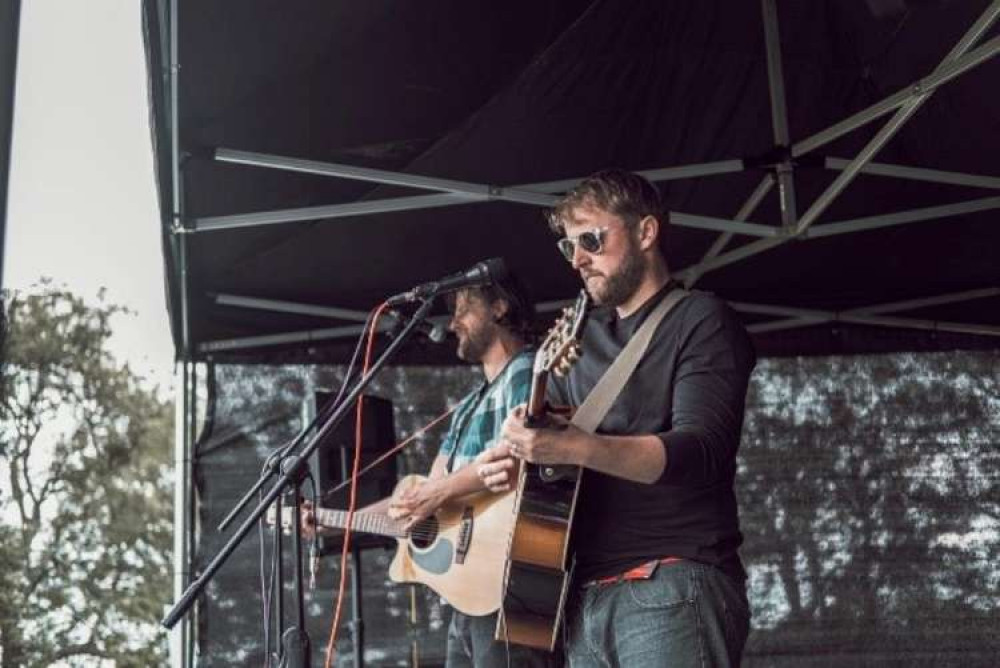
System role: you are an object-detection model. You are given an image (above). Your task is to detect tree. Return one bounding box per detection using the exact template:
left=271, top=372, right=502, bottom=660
left=0, top=283, right=174, bottom=667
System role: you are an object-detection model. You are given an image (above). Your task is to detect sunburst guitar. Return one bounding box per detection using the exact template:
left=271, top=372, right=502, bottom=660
left=497, top=289, right=590, bottom=650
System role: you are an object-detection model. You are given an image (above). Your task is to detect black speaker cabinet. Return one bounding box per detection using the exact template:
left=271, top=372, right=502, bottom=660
left=308, top=392, right=398, bottom=553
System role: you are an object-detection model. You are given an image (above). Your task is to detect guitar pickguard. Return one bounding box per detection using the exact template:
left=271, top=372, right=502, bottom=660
left=407, top=539, right=455, bottom=575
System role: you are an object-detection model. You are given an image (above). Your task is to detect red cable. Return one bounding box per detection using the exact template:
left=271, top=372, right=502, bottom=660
left=323, top=300, right=391, bottom=668
left=319, top=407, right=457, bottom=504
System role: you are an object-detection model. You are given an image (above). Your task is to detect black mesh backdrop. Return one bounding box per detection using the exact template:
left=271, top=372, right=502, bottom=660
left=192, top=352, right=998, bottom=666
left=739, top=353, right=999, bottom=667
left=193, top=363, right=480, bottom=667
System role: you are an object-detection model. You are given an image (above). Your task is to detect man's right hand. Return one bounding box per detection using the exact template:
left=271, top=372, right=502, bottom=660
left=475, top=441, right=519, bottom=492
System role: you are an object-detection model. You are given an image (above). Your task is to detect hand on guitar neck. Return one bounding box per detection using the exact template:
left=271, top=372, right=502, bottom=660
left=477, top=405, right=590, bottom=492
left=477, top=289, right=591, bottom=493
left=300, top=499, right=342, bottom=538
left=298, top=481, right=437, bottom=537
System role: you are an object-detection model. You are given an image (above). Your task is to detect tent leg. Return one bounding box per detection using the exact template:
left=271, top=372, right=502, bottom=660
left=171, top=361, right=195, bottom=668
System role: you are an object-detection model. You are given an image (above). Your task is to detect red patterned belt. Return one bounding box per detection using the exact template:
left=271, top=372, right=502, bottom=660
left=583, top=557, right=685, bottom=588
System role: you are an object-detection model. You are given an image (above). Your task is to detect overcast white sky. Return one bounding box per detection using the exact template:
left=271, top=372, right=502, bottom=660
left=4, top=1, right=174, bottom=390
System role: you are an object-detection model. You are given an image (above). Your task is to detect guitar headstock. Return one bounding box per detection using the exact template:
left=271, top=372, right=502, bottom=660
left=535, top=290, right=590, bottom=378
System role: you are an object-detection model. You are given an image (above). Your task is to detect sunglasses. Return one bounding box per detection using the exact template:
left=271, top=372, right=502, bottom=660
left=556, top=226, right=608, bottom=262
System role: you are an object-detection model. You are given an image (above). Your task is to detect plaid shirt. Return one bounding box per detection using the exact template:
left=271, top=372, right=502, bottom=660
left=438, top=347, right=535, bottom=472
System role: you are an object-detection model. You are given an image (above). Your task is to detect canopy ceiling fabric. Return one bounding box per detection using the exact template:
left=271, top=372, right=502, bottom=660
left=143, top=0, right=1000, bottom=364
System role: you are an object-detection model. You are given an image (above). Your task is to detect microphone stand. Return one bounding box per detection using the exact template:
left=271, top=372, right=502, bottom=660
left=162, top=297, right=439, bottom=667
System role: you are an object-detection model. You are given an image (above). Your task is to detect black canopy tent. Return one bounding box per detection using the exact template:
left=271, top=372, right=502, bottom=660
left=0, top=0, right=21, bottom=288
left=143, top=0, right=1000, bottom=366
left=141, top=1, right=1000, bottom=665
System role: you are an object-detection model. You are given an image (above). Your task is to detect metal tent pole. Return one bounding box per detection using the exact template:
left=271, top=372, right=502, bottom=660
left=762, top=0, right=797, bottom=229
left=171, top=361, right=193, bottom=668
left=824, top=158, right=1000, bottom=190
left=192, top=156, right=747, bottom=233
left=792, top=3, right=1000, bottom=158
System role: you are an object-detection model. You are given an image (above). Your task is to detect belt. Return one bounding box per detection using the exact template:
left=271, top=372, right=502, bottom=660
left=582, top=557, right=684, bottom=588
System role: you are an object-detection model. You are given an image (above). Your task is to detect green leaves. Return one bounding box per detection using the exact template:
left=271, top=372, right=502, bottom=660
left=1, top=283, right=172, bottom=667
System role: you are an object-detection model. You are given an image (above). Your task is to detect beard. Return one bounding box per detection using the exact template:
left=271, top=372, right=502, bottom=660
left=456, top=320, right=496, bottom=362
left=586, top=240, right=645, bottom=308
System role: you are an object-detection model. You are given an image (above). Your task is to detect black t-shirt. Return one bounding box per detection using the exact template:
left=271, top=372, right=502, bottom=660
left=547, top=283, right=756, bottom=582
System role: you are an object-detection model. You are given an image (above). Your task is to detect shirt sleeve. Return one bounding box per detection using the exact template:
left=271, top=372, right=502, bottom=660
left=656, top=296, right=756, bottom=486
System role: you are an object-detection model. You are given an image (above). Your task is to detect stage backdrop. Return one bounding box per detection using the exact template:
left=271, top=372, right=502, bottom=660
left=192, top=351, right=998, bottom=667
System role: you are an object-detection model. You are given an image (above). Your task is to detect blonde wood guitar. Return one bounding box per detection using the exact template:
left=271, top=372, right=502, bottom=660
left=275, top=474, right=516, bottom=616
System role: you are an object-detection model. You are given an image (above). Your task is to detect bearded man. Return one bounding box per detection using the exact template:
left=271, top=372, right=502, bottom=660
left=479, top=169, right=756, bottom=667
left=306, top=270, right=557, bottom=668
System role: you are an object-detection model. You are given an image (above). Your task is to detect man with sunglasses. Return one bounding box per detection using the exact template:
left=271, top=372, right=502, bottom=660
left=478, top=169, right=756, bottom=667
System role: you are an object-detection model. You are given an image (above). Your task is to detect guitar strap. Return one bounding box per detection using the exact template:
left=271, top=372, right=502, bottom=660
left=570, top=288, right=689, bottom=433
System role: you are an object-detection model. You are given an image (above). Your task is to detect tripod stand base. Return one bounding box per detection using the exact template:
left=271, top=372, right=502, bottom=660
left=281, top=627, right=311, bottom=668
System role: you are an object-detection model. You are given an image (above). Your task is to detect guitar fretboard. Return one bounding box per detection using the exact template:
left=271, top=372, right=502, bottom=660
left=315, top=509, right=408, bottom=538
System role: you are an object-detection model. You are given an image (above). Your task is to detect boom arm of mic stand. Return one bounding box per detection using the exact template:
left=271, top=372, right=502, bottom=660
left=161, top=296, right=439, bottom=630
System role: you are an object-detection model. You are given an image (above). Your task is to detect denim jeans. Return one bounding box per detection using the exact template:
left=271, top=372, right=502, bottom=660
left=563, top=560, right=750, bottom=668
left=445, top=610, right=560, bottom=668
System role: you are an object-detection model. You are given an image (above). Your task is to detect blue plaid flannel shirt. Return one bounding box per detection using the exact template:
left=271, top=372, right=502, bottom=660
left=438, top=347, right=535, bottom=472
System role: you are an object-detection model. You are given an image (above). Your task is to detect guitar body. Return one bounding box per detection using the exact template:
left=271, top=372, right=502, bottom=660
left=498, top=462, right=581, bottom=650
left=385, top=475, right=517, bottom=617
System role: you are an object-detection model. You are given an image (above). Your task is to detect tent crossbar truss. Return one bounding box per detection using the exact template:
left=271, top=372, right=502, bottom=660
left=740, top=287, right=1000, bottom=337
left=177, top=1, right=1000, bottom=356
left=199, top=286, right=1000, bottom=354
left=203, top=293, right=452, bottom=353
left=678, top=0, right=1000, bottom=284
left=194, top=153, right=747, bottom=232
left=824, top=158, right=1000, bottom=190
left=791, top=6, right=1000, bottom=158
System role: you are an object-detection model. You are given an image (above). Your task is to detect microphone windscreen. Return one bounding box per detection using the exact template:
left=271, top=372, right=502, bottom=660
left=482, top=257, right=508, bottom=284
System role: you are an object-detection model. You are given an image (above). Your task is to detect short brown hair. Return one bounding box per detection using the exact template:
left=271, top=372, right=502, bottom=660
left=547, top=168, right=663, bottom=234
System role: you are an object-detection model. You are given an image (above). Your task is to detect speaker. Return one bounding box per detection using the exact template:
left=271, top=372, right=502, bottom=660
left=308, top=392, right=398, bottom=552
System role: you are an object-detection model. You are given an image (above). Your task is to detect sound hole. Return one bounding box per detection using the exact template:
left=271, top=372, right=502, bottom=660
left=409, top=517, right=439, bottom=549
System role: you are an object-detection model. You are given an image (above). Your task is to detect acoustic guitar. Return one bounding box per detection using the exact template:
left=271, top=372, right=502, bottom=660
left=497, top=290, right=590, bottom=650
left=273, top=474, right=516, bottom=616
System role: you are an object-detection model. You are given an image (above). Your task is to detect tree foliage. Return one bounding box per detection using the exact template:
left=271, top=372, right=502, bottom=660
left=0, top=284, right=173, bottom=667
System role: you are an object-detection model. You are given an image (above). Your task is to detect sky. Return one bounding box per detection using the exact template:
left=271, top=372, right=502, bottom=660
left=4, top=1, right=174, bottom=390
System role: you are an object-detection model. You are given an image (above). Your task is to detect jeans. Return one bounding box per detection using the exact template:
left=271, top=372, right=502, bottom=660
left=564, top=560, right=750, bottom=668
left=445, top=610, right=561, bottom=668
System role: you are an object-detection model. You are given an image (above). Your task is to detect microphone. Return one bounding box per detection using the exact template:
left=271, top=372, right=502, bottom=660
left=385, top=310, right=448, bottom=344
left=386, top=258, right=508, bottom=306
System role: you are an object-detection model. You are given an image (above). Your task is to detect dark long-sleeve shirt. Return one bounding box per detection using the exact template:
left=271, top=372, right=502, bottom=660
left=547, top=282, right=756, bottom=582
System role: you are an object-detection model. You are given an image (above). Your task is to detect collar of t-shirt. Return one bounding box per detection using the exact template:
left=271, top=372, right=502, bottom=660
left=589, top=279, right=682, bottom=342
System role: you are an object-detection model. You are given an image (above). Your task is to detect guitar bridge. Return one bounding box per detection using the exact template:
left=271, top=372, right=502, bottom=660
left=455, top=506, right=474, bottom=564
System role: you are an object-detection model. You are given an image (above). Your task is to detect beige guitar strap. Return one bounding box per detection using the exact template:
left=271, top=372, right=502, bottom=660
left=570, top=288, right=689, bottom=433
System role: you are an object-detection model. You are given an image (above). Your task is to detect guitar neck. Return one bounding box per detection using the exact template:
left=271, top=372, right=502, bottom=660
left=314, top=508, right=407, bottom=538
left=526, top=371, right=549, bottom=425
